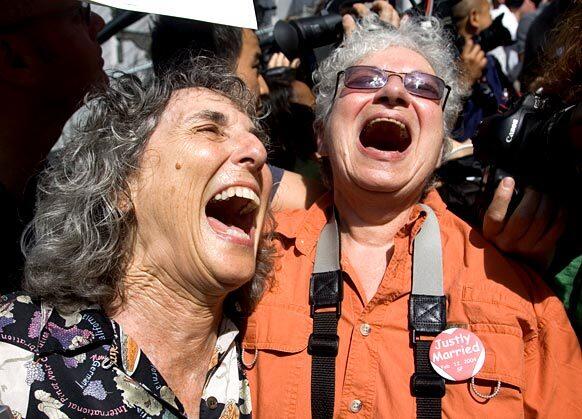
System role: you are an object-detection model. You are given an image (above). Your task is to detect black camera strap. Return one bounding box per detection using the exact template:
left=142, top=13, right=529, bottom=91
left=308, top=204, right=446, bottom=419
left=410, top=204, right=447, bottom=419
left=308, top=208, right=342, bottom=419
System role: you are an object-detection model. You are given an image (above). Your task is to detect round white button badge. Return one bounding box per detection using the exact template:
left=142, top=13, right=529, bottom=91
left=429, top=328, right=486, bottom=381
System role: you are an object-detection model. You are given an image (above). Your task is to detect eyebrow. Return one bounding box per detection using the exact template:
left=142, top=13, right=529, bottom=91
left=182, top=109, right=262, bottom=139
left=185, top=110, right=228, bottom=126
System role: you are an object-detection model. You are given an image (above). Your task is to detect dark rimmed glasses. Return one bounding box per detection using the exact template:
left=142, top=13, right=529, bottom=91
left=0, top=1, right=92, bottom=33
left=334, top=65, right=451, bottom=109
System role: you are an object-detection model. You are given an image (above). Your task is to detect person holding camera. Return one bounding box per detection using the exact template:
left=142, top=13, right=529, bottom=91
left=241, top=15, right=581, bottom=419
left=451, top=0, right=515, bottom=141
left=479, top=1, right=582, bottom=335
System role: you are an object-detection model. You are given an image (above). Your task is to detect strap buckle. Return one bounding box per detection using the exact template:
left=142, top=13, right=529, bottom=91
left=308, top=333, right=339, bottom=357
left=410, top=329, right=440, bottom=345
left=411, top=373, right=446, bottom=398
left=309, top=271, right=343, bottom=318
left=408, top=294, right=446, bottom=344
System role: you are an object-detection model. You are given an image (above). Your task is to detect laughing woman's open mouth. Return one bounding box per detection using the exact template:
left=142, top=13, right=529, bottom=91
left=205, top=185, right=261, bottom=247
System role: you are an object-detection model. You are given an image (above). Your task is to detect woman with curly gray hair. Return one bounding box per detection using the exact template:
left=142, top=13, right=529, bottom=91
left=242, top=15, right=581, bottom=419
left=0, top=58, right=272, bottom=418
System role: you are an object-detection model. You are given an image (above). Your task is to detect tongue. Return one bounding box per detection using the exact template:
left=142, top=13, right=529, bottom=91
left=207, top=216, right=247, bottom=235
left=360, top=120, right=410, bottom=152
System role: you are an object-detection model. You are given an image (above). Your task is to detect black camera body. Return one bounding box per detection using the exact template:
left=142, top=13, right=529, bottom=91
left=273, top=13, right=344, bottom=59
left=473, top=91, right=580, bottom=211
left=272, top=1, right=403, bottom=60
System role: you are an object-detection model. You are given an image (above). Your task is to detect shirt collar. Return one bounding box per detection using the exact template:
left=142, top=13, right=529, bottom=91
left=216, top=317, right=239, bottom=354
left=275, top=189, right=448, bottom=259
left=36, top=303, right=115, bottom=357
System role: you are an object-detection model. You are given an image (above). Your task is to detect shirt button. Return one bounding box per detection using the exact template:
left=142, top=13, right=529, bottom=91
left=360, top=323, right=371, bottom=336
left=207, top=396, right=218, bottom=410
left=350, top=399, right=363, bottom=413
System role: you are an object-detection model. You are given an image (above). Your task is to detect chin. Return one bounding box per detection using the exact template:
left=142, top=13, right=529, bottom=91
left=215, top=264, right=256, bottom=289
left=347, top=167, right=410, bottom=193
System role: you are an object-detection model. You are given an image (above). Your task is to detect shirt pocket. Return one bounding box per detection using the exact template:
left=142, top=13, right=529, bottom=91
left=470, top=323, right=525, bottom=391
left=243, top=305, right=311, bottom=353
left=242, top=305, right=312, bottom=419
left=450, top=286, right=529, bottom=418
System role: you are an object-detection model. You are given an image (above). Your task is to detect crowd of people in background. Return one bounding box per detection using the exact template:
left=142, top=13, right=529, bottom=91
left=0, top=0, right=580, bottom=417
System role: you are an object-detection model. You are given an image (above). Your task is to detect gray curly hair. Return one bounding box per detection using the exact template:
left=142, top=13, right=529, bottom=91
left=23, top=57, right=273, bottom=313
left=313, top=16, right=465, bottom=137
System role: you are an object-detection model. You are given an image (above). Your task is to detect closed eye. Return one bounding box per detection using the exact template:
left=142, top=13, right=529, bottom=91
left=191, top=124, right=225, bottom=139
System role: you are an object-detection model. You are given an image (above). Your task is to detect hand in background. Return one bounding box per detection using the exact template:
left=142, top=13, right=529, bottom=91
left=342, top=1, right=400, bottom=37
left=267, top=52, right=300, bottom=70
left=460, top=39, right=487, bottom=86
left=483, top=177, right=566, bottom=271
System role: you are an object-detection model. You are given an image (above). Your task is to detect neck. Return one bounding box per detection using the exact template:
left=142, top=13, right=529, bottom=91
left=0, top=88, right=73, bottom=199
left=110, top=265, right=225, bottom=416
left=334, top=186, right=419, bottom=248
left=334, top=187, right=419, bottom=301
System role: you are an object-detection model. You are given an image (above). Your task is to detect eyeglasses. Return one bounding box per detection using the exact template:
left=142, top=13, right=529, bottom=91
left=78, top=1, right=92, bottom=26
left=334, top=65, right=451, bottom=109
left=0, top=1, right=92, bottom=33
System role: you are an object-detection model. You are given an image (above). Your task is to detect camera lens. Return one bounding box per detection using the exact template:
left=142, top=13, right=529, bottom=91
left=274, top=14, right=343, bottom=59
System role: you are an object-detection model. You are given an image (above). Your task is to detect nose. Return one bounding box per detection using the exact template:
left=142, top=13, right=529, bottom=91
left=231, top=131, right=268, bottom=173
left=373, top=74, right=410, bottom=107
left=89, top=12, right=106, bottom=41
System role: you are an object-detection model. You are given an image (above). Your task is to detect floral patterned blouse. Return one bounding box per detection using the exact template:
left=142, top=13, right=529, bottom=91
left=0, top=292, right=252, bottom=418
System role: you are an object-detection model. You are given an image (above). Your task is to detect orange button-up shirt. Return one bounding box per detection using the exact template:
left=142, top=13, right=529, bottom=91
left=242, top=190, right=582, bottom=418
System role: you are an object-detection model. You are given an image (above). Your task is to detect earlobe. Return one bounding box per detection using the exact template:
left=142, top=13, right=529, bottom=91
left=117, top=188, right=135, bottom=215
left=117, top=172, right=141, bottom=215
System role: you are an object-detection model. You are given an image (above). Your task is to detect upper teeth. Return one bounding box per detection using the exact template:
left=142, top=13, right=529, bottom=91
left=212, top=186, right=261, bottom=214
left=368, top=118, right=409, bottom=139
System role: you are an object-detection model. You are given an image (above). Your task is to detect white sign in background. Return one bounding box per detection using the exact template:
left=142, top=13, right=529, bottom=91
left=89, top=0, right=258, bottom=29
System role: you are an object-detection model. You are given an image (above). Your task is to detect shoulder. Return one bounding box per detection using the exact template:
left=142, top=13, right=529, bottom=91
left=426, top=196, right=581, bottom=391
left=0, top=292, right=113, bottom=355
left=274, top=193, right=331, bottom=245
left=0, top=292, right=43, bottom=351
left=244, top=199, right=326, bottom=342
left=428, top=193, right=569, bottom=331
left=433, top=195, right=536, bottom=288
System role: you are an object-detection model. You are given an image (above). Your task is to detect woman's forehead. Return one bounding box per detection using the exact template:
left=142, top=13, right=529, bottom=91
left=356, top=46, right=436, bottom=75
left=166, top=88, right=251, bottom=128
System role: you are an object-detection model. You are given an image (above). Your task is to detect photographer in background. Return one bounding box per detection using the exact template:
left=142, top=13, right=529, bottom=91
left=0, top=0, right=106, bottom=294
left=451, top=0, right=514, bottom=141
left=151, top=16, right=269, bottom=100
left=260, top=52, right=319, bottom=173
left=480, top=1, right=582, bottom=335
left=489, top=0, right=539, bottom=81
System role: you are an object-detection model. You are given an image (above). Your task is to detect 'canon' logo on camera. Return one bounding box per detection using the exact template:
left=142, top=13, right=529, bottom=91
left=505, top=118, right=519, bottom=143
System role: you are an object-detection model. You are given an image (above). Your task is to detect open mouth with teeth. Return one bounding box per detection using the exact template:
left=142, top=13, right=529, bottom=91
left=205, top=186, right=261, bottom=247
left=359, top=118, right=411, bottom=153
